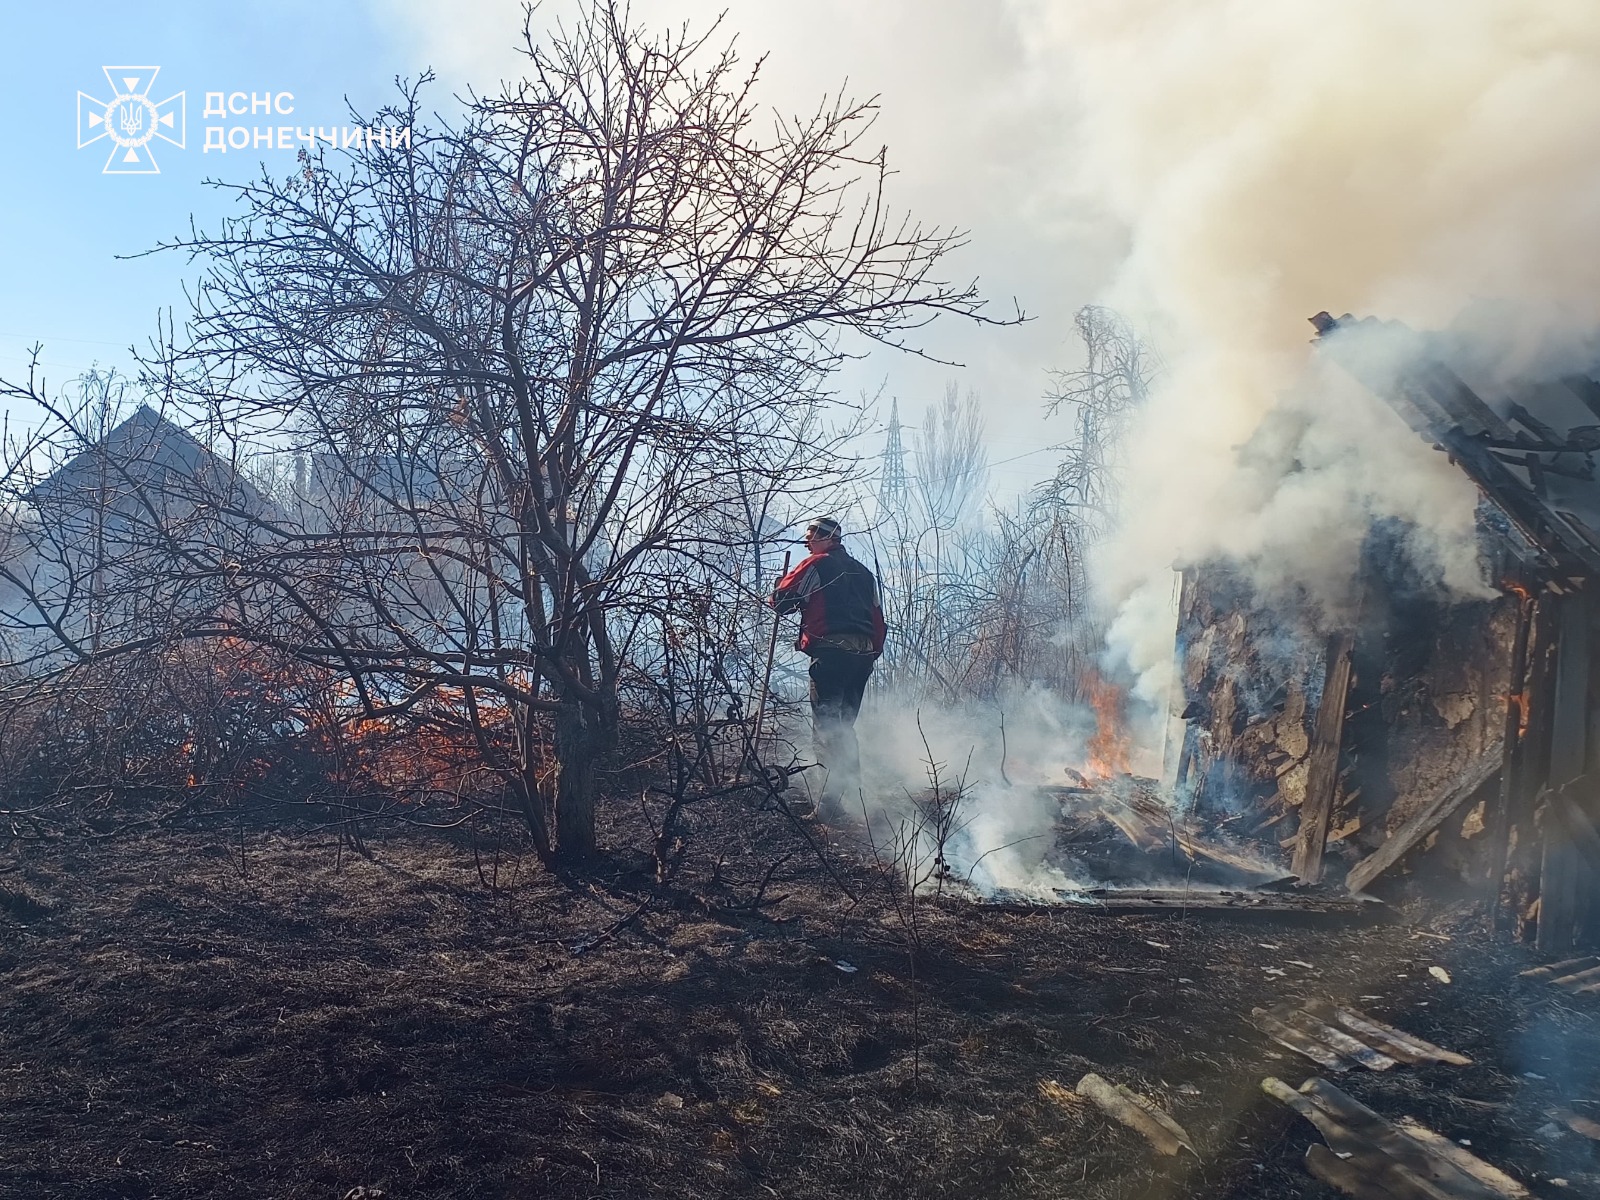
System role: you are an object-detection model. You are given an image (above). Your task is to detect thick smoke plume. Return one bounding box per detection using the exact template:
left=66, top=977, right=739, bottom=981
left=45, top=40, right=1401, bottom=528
left=1027, top=0, right=1600, bottom=698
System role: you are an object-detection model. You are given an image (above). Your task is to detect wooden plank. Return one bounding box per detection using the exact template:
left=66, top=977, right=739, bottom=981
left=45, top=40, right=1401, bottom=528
left=1265, top=1078, right=1457, bottom=1200
left=1498, top=593, right=1558, bottom=937
left=1323, top=1008, right=1471, bottom=1066
left=1281, top=1009, right=1397, bottom=1071
left=983, top=886, right=1370, bottom=915
left=1395, top=1118, right=1530, bottom=1199
left=1305, top=1143, right=1448, bottom=1200
left=1073, top=887, right=1368, bottom=914
left=1307, top=1143, right=1456, bottom=1200
left=1175, top=828, right=1283, bottom=879
left=1074, top=1073, right=1195, bottom=1156
left=1547, top=778, right=1600, bottom=948
left=1551, top=1107, right=1600, bottom=1142
left=1559, top=374, right=1600, bottom=424
left=1345, top=752, right=1501, bottom=895
left=1548, top=591, right=1590, bottom=784
left=1262, top=1075, right=1360, bottom=1136
left=1519, top=955, right=1599, bottom=980
left=1303, top=1142, right=1388, bottom=1200
left=1539, top=590, right=1590, bottom=953
left=1548, top=783, right=1600, bottom=871
left=1252, top=1010, right=1348, bottom=1071
left=1300, top=1079, right=1507, bottom=1200
left=1551, top=963, right=1600, bottom=989
left=1486, top=589, right=1534, bottom=921
left=1416, top=360, right=1519, bottom=443
left=1307, top=1005, right=1424, bottom=1065
left=1294, top=631, right=1355, bottom=885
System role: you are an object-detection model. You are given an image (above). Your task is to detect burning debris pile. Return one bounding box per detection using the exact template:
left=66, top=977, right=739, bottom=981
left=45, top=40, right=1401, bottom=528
left=965, top=771, right=1370, bottom=915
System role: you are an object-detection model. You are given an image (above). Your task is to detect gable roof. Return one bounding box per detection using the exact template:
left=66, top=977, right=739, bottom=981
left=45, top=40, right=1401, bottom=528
left=25, top=405, right=272, bottom=518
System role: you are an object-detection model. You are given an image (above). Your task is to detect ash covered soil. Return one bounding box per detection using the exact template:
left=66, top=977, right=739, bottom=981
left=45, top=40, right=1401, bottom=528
left=1, top=805, right=1597, bottom=1200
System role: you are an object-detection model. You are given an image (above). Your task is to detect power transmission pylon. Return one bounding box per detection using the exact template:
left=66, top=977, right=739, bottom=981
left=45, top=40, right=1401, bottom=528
left=878, top=399, right=908, bottom=518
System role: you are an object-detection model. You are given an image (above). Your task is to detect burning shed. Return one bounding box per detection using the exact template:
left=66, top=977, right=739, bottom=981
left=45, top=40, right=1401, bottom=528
left=1171, top=312, right=1600, bottom=952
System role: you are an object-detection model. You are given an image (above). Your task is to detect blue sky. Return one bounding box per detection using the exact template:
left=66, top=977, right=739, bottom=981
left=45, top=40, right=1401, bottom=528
left=2, top=1, right=421, bottom=409
left=1, top=1, right=1112, bottom=486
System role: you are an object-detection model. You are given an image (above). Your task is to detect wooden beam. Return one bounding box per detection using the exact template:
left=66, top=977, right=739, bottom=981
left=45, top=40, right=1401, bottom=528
left=1548, top=781, right=1600, bottom=872
left=1293, top=631, right=1355, bottom=884
left=1486, top=590, right=1533, bottom=907
left=1074, top=1073, right=1195, bottom=1156
left=1539, top=590, right=1590, bottom=953
left=1498, top=590, right=1559, bottom=936
left=1345, top=752, right=1501, bottom=895
left=1547, top=590, right=1590, bottom=784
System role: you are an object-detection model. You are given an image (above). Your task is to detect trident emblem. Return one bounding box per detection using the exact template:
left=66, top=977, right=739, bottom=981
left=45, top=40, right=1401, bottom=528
left=117, top=102, right=144, bottom=138
left=78, top=66, right=185, bottom=175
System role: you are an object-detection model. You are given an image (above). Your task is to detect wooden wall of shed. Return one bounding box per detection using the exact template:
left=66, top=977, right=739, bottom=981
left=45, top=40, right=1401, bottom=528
left=1346, top=585, right=1516, bottom=878
left=1174, top=561, right=1518, bottom=882
left=1173, top=566, right=1322, bottom=830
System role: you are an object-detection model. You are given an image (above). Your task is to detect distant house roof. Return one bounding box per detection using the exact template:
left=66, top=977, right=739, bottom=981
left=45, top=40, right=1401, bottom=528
left=25, top=405, right=272, bottom=518
left=1312, top=313, right=1600, bottom=581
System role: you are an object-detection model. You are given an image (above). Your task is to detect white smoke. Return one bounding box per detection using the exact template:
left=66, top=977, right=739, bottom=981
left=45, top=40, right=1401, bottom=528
left=1017, top=0, right=1600, bottom=697
left=822, top=680, right=1164, bottom=896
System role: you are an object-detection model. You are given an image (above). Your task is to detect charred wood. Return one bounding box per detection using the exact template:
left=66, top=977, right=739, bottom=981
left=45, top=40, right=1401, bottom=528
left=1344, top=751, right=1501, bottom=895
left=1294, top=631, right=1355, bottom=884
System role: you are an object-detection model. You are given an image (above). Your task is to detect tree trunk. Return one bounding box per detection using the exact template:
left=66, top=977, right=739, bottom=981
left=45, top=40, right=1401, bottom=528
left=549, top=693, right=615, bottom=864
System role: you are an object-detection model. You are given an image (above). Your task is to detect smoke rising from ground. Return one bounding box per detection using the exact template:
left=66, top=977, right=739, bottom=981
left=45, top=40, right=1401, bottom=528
left=1025, top=0, right=1600, bottom=698
left=829, top=683, right=1162, bottom=896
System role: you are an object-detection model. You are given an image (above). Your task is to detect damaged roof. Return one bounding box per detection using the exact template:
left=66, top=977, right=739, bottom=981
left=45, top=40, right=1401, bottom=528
left=1312, top=311, right=1600, bottom=580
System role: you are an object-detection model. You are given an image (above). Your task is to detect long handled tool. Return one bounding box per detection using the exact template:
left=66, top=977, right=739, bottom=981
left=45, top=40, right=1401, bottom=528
left=749, top=549, right=791, bottom=769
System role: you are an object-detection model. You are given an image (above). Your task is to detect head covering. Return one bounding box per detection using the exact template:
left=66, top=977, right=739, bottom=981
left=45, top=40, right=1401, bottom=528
left=807, top=516, right=842, bottom=541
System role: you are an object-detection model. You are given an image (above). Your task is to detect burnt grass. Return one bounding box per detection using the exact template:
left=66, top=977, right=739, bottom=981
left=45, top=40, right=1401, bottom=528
left=1, top=798, right=1598, bottom=1200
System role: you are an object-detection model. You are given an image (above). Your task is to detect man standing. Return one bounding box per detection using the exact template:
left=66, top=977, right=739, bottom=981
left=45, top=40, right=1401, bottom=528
left=770, top=517, right=886, bottom=810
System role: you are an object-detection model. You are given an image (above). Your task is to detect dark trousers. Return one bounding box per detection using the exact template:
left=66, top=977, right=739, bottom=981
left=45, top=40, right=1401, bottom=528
left=807, top=649, right=875, bottom=803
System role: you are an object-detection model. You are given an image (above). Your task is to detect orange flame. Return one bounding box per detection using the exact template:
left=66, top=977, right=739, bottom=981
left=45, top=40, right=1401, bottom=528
left=1083, top=671, right=1132, bottom=781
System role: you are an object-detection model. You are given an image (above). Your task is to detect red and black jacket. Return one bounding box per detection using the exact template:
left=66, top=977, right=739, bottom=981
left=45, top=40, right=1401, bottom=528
left=771, top=546, right=886, bottom=657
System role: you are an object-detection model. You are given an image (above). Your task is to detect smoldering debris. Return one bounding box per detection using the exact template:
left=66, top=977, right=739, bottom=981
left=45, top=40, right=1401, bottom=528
left=893, top=770, right=1369, bottom=915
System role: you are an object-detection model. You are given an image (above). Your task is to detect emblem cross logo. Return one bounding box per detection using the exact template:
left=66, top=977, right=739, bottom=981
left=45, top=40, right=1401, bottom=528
left=78, top=66, right=186, bottom=175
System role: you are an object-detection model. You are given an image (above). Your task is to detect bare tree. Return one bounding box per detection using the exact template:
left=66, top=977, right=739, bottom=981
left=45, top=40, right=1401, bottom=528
left=870, top=384, right=990, bottom=698
left=861, top=308, right=1151, bottom=702
left=115, top=2, right=1002, bottom=865
left=1025, top=305, right=1153, bottom=696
